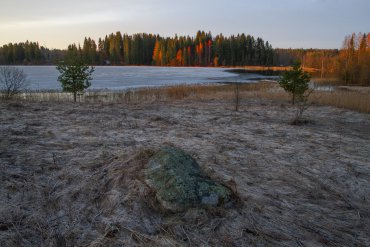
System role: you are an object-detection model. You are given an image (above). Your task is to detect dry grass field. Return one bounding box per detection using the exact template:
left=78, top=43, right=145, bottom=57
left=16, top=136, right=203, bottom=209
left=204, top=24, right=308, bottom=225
left=1, top=83, right=369, bottom=246
left=15, top=82, right=370, bottom=113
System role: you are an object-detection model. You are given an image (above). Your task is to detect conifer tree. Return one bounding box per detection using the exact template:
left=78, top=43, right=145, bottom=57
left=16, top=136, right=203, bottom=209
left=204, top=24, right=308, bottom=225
left=279, top=62, right=311, bottom=105
left=56, top=56, right=94, bottom=102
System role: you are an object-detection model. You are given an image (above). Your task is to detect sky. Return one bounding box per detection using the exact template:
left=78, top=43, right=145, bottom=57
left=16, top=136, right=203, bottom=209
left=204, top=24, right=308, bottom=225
left=1, top=0, right=369, bottom=49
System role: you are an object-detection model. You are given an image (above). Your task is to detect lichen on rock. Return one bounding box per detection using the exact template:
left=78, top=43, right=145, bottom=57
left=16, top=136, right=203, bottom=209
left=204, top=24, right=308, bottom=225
left=144, top=146, right=233, bottom=212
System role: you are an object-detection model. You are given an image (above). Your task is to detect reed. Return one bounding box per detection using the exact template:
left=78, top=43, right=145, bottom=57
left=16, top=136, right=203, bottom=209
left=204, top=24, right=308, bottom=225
left=311, top=90, right=370, bottom=113
left=8, top=82, right=370, bottom=113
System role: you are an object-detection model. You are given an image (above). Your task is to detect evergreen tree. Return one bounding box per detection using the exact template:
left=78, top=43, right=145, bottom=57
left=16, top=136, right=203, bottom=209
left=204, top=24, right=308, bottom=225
left=56, top=56, right=94, bottom=102
left=279, top=62, right=311, bottom=105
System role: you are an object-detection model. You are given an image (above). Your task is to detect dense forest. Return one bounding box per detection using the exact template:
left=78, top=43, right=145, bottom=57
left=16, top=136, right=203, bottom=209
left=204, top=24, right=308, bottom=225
left=0, top=32, right=369, bottom=85
left=0, top=41, right=65, bottom=65
left=0, top=31, right=273, bottom=67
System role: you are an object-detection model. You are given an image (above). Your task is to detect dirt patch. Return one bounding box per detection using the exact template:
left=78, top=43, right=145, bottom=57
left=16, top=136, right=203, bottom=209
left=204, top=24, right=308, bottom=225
left=0, top=98, right=369, bottom=246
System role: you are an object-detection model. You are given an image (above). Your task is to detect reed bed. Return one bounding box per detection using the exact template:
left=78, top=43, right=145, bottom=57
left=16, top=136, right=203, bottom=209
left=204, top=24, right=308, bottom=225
left=6, top=81, right=370, bottom=113
left=311, top=90, right=370, bottom=113
left=311, top=78, right=343, bottom=86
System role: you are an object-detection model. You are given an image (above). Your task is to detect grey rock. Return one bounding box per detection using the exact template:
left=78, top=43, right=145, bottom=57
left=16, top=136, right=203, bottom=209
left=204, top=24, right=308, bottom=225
left=144, top=146, right=233, bottom=212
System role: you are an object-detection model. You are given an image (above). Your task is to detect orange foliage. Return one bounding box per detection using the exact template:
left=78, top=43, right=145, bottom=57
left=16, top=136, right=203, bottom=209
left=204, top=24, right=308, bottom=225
left=152, top=40, right=161, bottom=65
left=158, top=51, right=162, bottom=65
left=176, top=49, right=183, bottom=66
left=199, top=42, right=203, bottom=54
left=213, top=56, right=219, bottom=67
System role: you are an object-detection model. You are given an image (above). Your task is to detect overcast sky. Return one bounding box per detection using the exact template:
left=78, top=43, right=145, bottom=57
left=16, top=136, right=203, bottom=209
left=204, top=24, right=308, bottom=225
left=1, top=0, right=369, bottom=49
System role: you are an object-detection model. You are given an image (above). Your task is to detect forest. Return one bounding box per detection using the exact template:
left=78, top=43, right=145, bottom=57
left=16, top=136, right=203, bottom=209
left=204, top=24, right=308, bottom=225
left=0, top=31, right=369, bottom=85
left=0, top=41, right=64, bottom=65
left=0, top=31, right=273, bottom=67
left=274, top=33, right=370, bottom=85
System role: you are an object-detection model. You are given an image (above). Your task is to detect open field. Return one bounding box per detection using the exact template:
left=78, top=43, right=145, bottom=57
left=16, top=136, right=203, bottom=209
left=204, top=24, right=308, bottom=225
left=1, top=89, right=369, bottom=246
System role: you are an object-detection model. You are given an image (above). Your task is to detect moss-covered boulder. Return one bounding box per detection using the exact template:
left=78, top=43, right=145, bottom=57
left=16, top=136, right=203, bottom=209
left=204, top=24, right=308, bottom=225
left=144, top=146, right=232, bottom=212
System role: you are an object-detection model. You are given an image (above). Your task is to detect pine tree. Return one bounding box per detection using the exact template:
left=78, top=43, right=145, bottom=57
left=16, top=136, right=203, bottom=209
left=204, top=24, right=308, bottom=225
left=279, top=62, right=312, bottom=124
left=56, top=56, right=94, bottom=102
left=279, top=62, right=311, bottom=105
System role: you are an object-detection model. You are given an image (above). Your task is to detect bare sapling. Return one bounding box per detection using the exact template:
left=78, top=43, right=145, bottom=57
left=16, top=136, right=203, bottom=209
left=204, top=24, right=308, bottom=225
left=0, top=66, right=29, bottom=99
left=234, top=82, right=241, bottom=112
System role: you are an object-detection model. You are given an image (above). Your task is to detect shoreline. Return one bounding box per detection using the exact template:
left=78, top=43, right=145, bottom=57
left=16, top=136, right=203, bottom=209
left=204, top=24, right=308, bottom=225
left=0, top=64, right=315, bottom=70
left=5, top=82, right=369, bottom=113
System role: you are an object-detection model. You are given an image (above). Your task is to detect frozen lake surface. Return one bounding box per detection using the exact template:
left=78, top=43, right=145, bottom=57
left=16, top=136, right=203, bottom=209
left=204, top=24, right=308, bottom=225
left=14, top=66, right=273, bottom=91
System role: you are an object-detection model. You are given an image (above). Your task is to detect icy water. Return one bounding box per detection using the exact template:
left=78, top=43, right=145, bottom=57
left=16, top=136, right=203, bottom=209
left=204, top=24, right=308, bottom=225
left=15, top=66, right=271, bottom=91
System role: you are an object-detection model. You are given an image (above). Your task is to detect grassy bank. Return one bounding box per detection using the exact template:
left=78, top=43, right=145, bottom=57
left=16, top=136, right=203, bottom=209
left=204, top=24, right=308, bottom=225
left=10, top=82, right=370, bottom=114
left=228, top=66, right=321, bottom=77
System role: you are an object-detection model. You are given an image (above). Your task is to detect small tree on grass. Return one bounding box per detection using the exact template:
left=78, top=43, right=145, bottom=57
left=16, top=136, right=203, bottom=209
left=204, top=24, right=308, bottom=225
left=0, top=66, right=29, bottom=99
left=56, top=58, right=94, bottom=102
left=279, top=62, right=312, bottom=124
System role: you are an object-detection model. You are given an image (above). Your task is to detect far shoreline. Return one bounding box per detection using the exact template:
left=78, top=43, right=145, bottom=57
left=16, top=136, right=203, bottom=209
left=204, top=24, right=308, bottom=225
left=3, top=64, right=319, bottom=76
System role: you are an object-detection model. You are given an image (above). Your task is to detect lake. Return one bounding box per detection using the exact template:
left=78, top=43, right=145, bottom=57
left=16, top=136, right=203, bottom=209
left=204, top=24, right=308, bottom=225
left=14, top=66, right=274, bottom=91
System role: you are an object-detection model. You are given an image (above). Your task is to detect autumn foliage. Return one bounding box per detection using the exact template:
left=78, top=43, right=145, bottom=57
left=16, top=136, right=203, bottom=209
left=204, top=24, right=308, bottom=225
left=151, top=31, right=273, bottom=66
left=275, top=33, right=370, bottom=85
left=337, top=33, right=370, bottom=85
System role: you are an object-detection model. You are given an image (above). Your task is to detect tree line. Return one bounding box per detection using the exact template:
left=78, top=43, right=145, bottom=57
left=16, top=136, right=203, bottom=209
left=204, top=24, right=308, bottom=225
left=337, top=33, right=370, bottom=85
left=274, top=33, right=370, bottom=85
left=149, top=31, right=273, bottom=66
left=0, top=41, right=65, bottom=65
left=0, top=31, right=273, bottom=67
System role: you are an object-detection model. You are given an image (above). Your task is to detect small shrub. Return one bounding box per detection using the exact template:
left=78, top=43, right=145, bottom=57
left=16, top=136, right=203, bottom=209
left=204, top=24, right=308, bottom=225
left=0, top=66, right=29, bottom=99
left=279, top=62, right=312, bottom=124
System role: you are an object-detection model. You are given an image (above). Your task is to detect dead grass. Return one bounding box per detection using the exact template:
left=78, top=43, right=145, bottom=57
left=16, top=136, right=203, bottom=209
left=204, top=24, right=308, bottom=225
left=1, top=96, right=369, bottom=246
left=311, top=78, right=343, bottom=86
left=11, top=81, right=369, bottom=113
left=310, top=90, right=370, bottom=113
left=155, top=83, right=370, bottom=114
left=1, top=76, right=370, bottom=246
left=228, top=65, right=319, bottom=73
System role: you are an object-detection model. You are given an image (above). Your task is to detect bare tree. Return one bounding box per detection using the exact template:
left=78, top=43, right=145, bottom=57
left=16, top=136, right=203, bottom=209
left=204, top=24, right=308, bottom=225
left=234, top=82, right=241, bottom=112
left=0, top=66, right=29, bottom=99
